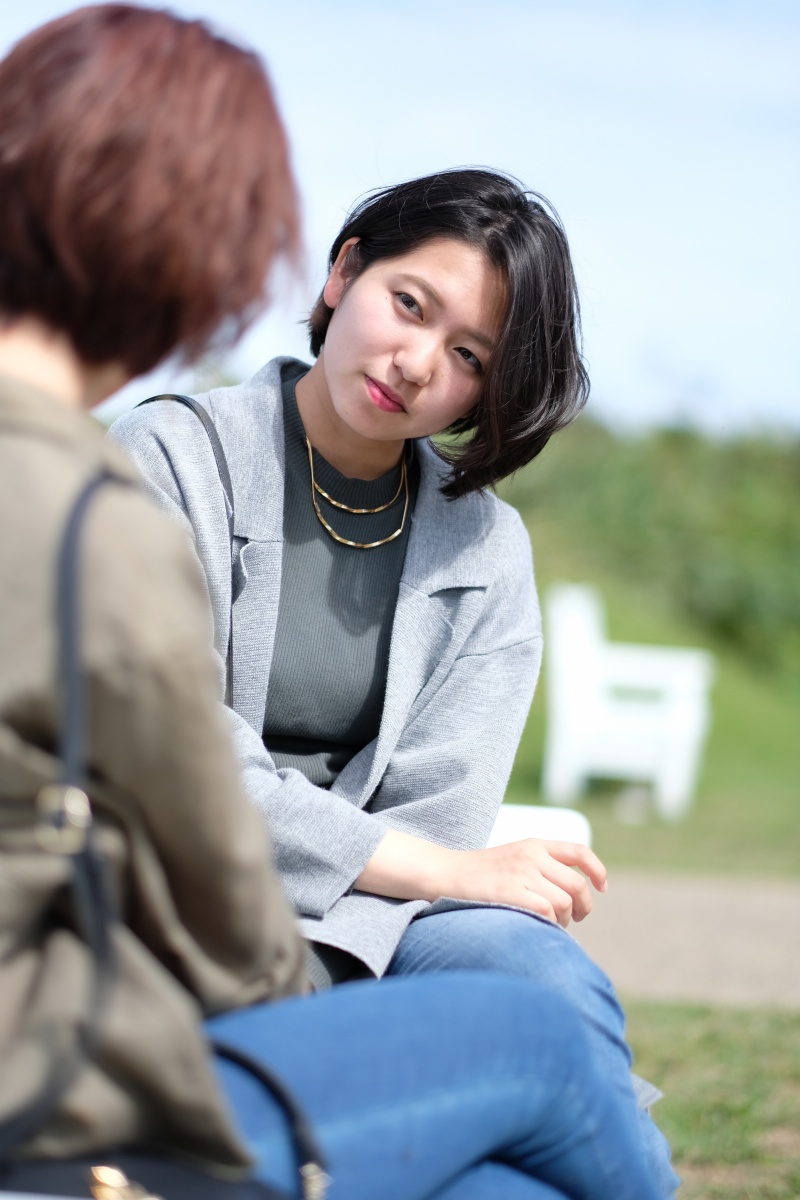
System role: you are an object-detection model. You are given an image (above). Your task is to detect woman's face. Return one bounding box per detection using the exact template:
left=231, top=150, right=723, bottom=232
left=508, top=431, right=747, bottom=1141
left=319, top=236, right=506, bottom=445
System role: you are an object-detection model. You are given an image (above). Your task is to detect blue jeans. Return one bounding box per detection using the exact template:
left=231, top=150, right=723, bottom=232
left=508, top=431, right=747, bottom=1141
left=207, top=973, right=659, bottom=1200
left=387, top=909, right=679, bottom=1199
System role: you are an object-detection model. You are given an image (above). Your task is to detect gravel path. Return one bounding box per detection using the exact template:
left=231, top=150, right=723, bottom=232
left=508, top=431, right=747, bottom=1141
left=569, top=871, right=800, bottom=1008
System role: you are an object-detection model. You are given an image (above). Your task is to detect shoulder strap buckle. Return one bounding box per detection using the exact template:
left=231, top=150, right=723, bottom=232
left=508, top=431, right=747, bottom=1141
left=36, top=784, right=92, bottom=854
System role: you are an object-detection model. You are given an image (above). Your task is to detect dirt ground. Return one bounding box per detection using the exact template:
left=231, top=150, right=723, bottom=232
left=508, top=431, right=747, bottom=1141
left=570, top=871, right=800, bottom=1009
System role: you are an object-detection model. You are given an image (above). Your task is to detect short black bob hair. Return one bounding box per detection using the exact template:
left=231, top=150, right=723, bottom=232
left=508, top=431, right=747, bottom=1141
left=308, top=167, right=588, bottom=499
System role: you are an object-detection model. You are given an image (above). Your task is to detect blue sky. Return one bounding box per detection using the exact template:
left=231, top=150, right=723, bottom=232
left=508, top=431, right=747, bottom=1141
left=2, top=0, right=798, bottom=433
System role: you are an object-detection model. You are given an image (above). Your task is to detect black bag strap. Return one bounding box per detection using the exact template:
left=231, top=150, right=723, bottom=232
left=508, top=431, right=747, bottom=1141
left=0, top=470, right=329, bottom=1198
left=137, top=393, right=235, bottom=707
left=211, top=1042, right=329, bottom=1200
left=0, top=471, right=119, bottom=1158
left=137, top=394, right=234, bottom=537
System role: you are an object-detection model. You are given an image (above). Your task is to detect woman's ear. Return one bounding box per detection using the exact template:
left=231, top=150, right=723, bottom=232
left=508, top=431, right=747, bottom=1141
left=322, top=237, right=360, bottom=309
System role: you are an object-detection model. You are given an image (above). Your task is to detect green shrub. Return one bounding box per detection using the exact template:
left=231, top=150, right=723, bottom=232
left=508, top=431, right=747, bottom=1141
left=500, top=419, right=800, bottom=681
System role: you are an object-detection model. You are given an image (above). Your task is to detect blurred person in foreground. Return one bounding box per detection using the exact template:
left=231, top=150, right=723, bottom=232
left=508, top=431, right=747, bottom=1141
left=0, top=6, right=661, bottom=1198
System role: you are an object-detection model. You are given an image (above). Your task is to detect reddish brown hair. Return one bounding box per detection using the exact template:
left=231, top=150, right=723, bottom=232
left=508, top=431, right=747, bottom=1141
left=0, top=5, right=299, bottom=375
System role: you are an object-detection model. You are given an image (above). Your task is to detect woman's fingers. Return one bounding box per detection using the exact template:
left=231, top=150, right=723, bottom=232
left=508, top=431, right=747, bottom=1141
left=476, top=845, right=580, bottom=924
left=521, top=876, right=576, bottom=927
left=481, top=839, right=608, bottom=924
left=516, top=889, right=558, bottom=926
left=534, top=854, right=595, bottom=922
left=537, top=840, right=608, bottom=893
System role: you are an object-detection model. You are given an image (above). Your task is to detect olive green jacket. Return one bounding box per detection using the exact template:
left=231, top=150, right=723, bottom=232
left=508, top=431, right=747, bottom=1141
left=0, top=375, right=305, bottom=1173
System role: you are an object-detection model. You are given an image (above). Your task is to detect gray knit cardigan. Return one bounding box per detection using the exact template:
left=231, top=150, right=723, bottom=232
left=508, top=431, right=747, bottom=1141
left=111, top=357, right=543, bottom=975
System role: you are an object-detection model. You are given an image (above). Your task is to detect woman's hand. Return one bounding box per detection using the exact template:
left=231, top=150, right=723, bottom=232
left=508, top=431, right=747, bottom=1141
left=355, top=830, right=607, bottom=927
left=441, top=839, right=607, bottom=927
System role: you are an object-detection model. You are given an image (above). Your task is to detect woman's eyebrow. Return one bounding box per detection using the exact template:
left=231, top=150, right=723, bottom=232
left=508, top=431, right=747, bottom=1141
left=400, top=273, right=496, bottom=350
left=400, top=273, right=443, bottom=308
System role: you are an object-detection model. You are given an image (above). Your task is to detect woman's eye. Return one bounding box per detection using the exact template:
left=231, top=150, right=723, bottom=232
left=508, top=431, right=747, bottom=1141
left=456, top=346, right=483, bottom=373
left=397, top=292, right=422, bottom=317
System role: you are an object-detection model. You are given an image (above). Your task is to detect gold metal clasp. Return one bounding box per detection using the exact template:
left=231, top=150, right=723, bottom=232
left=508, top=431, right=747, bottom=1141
left=36, top=783, right=91, bottom=853
left=89, top=1164, right=163, bottom=1200
left=300, top=1160, right=331, bottom=1200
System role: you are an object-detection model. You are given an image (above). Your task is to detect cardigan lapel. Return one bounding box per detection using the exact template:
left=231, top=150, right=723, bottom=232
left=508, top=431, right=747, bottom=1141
left=359, top=441, right=495, bottom=801
left=401, top=441, right=495, bottom=594
left=230, top=541, right=283, bottom=730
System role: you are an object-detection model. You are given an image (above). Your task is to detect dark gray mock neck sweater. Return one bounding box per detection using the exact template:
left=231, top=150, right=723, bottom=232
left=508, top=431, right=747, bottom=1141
left=262, top=363, right=419, bottom=787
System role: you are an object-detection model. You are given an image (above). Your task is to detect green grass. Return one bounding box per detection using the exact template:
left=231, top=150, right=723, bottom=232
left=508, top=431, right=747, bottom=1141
left=626, top=1002, right=800, bottom=1200
left=499, top=488, right=800, bottom=879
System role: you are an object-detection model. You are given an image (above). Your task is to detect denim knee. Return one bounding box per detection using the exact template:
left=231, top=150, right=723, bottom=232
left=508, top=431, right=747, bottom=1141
left=388, top=916, right=677, bottom=1199
left=389, top=908, right=631, bottom=1070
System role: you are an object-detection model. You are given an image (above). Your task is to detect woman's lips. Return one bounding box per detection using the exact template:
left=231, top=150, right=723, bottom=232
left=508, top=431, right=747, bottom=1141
left=365, top=376, right=406, bottom=413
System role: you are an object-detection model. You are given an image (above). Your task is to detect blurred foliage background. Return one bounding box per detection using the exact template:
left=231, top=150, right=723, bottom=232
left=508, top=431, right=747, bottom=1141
left=498, top=416, right=800, bottom=879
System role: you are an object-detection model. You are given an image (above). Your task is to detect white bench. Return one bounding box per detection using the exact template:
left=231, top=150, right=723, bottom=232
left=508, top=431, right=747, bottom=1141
left=541, top=584, right=715, bottom=820
left=488, top=801, right=592, bottom=847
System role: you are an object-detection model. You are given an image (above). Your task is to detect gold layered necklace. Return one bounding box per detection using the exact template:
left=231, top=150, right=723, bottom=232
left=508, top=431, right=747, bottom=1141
left=305, top=436, right=409, bottom=550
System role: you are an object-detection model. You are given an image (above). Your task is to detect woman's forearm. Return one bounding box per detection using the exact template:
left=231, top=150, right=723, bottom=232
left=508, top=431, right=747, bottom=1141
left=354, top=829, right=460, bottom=902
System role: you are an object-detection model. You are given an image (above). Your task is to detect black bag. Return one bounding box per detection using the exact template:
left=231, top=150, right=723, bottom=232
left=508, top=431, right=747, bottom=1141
left=0, top=473, right=328, bottom=1200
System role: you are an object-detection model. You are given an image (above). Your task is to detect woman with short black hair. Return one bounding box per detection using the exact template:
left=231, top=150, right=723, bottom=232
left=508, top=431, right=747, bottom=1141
left=114, top=166, right=676, bottom=1197
left=306, top=169, right=588, bottom=497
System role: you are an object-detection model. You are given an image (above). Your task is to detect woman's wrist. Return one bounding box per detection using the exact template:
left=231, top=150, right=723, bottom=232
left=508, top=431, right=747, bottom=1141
left=354, top=829, right=462, bottom=903
left=414, top=840, right=462, bottom=902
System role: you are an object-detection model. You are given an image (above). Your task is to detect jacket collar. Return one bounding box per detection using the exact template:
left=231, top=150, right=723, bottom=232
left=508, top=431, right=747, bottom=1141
left=209, top=357, right=496, bottom=594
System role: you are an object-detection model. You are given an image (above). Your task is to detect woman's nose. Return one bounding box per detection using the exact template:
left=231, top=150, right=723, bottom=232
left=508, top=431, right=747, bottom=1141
left=393, top=335, right=437, bottom=386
